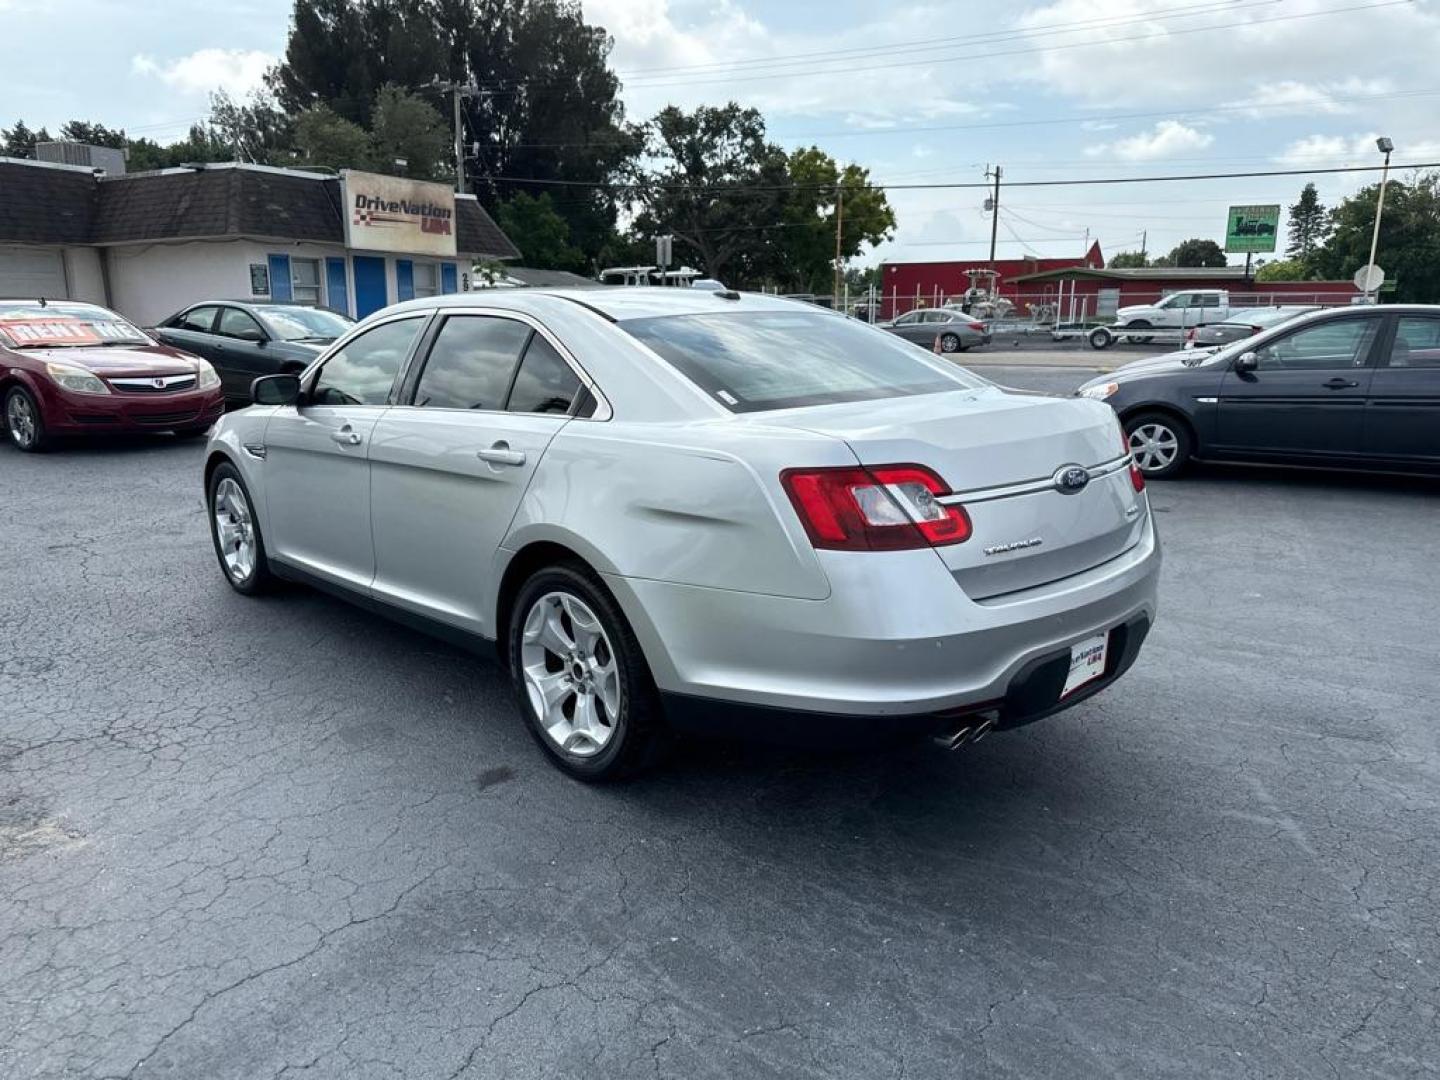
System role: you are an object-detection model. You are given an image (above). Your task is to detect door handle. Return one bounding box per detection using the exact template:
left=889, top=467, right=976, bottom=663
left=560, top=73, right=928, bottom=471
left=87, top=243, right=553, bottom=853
left=1323, top=378, right=1359, bottom=389
left=477, top=442, right=526, bottom=467
left=330, top=427, right=362, bottom=446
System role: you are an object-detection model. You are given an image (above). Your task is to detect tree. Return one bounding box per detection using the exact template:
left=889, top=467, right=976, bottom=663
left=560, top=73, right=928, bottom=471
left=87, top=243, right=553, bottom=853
left=210, top=91, right=295, bottom=166
left=270, top=0, right=641, bottom=267
left=1164, top=238, right=1227, bottom=268
left=1, top=120, right=51, bottom=158
left=1309, top=172, right=1440, bottom=303
left=1107, top=250, right=1148, bottom=269
left=369, top=85, right=451, bottom=180
left=1255, top=258, right=1308, bottom=282
left=293, top=103, right=373, bottom=170
left=1286, top=182, right=1328, bottom=261
left=774, top=148, right=895, bottom=294
left=57, top=121, right=127, bottom=149
left=627, top=103, right=791, bottom=286
left=497, top=192, right=583, bottom=270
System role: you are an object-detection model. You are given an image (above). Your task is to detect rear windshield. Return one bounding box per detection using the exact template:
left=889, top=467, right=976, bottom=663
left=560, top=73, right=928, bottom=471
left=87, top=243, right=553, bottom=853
left=254, top=305, right=354, bottom=342
left=0, top=302, right=150, bottom=349
left=619, top=310, right=980, bottom=413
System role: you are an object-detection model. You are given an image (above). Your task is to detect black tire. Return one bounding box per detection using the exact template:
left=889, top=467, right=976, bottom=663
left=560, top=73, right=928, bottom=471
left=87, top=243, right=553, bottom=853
left=507, top=563, right=667, bottom=781
left=1124, top=319, right=1154, bottom=345
left=1088, top=327, right=1113, bottom=350
left=939, top=333, right=961, bottom=354
left=4, top=385, right=49, bottom=452
left=1124, top=411, right=1193, bottom=480
left=206, top=462, right=275, bottom=595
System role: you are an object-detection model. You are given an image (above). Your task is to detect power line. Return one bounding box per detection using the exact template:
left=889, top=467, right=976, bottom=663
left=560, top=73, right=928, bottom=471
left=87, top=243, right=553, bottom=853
left=494, top=159, right=1440, bottom=195
left=611, top=0, right=1413, bottom=90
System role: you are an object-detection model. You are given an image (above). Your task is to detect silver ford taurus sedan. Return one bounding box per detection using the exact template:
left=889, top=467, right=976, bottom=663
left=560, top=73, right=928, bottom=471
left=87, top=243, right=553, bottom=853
left=203, top=289, right=1160, bottom=780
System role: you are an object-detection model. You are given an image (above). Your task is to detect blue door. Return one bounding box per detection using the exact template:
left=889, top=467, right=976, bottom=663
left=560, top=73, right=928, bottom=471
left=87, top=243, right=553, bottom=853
left=441, top=263, right=458, bottom=295
left=395, top=259, right=415, bottom=302
left=325, top=257, right=349, bottom=315
left=267, top=254, right=292, bottom=301
left=353, top=256, right=388, bottom=318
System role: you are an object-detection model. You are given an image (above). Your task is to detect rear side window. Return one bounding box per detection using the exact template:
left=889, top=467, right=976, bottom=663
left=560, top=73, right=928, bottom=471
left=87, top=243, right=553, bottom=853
left=413, top=315, right=530, bottom=410
left=507, top=334, right=582, bottom=415
left=176, top=306, right=218, bottom=332
left=312, top=317, right=424, bottom=406
left=619, top=311, right=977, bottom=413
left=1389, top=317, right=1440, bottom=368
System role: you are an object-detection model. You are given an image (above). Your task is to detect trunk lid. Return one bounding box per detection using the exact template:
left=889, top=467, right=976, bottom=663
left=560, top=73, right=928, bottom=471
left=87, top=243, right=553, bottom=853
left=762, top=388, right=1147, bottom=599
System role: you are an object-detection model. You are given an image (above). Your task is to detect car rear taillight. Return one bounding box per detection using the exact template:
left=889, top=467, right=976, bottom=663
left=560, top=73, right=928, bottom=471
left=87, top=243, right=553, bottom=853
left=1185, top=327, right=1196, bottom=342
left=1123, top=429, right=1145, bottom=492
left=780, top=464, right=972, bottom=551
left=967, top=321, right=986, bottom=332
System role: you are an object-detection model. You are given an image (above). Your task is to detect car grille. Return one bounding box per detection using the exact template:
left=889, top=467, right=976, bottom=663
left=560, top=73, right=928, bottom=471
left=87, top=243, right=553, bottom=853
left=109, top=375, right=198, bottom=394
left=132, top=409, right=200, bottom=426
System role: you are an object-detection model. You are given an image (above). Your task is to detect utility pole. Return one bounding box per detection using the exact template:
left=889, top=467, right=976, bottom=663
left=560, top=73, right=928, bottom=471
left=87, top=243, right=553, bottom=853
left=985, top=165, right=1002, bottom=266
left=1140, top=230, right=1147, bottom=263
left=833, top=186, right=844, bottom=308
left=1366, top=136, right=1394, bottom=302
left=452, top=86, right=465, bottom=194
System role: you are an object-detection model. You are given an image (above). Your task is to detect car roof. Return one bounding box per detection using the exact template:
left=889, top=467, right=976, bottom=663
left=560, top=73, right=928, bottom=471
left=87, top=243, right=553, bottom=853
left=385, top=287, right=838, bottom=322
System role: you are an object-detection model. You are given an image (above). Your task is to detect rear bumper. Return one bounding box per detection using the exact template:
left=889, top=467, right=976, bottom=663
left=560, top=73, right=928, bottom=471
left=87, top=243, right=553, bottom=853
left=37, top=382, right=225, bottom=433
left=604, top=512, right=1161, bottom=721
left=662, top=613, right=1150, bottom=745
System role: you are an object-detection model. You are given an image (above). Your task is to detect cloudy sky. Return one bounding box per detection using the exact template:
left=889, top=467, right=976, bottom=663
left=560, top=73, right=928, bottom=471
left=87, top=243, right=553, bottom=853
left=5, top=0, right=1440, bottom=266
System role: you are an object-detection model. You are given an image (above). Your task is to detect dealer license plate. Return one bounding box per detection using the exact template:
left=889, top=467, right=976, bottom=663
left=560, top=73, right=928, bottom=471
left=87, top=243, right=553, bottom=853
left=1061, top=632, right=1109, bottom=697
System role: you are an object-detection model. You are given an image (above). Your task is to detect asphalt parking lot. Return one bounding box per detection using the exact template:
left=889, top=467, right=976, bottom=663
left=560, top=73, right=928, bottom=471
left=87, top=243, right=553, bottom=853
left=3, top=365, right=1438, bottom=1079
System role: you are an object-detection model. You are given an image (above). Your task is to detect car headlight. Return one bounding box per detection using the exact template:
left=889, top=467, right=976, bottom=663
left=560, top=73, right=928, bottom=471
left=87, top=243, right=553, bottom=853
left=44, top=361, right=110, bottom=395
left=1078, top=381, right=1120, bottom=401
left=194, top=359, right=221, bottom=390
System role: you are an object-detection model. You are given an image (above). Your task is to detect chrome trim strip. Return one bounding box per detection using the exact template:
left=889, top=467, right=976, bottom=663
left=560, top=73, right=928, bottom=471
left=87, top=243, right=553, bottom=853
left=1195, top=396, right=1218, bottom=404
left=939, top=455, right=1130, bottom=505
left=111, top=374, right=197, bottom=389
left=242, top=442, right=267, bottom=460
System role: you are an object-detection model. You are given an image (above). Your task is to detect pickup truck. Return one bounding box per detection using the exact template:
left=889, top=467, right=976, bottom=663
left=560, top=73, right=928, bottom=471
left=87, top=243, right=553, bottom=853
left=1113, top=289, right=1231, bottom=333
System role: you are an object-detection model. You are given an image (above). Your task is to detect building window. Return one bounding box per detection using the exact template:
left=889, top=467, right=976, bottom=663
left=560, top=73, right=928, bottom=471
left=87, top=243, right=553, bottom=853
left=413, top=262, right=439, bottom=299
left=292, top=258, right=322, bottom=305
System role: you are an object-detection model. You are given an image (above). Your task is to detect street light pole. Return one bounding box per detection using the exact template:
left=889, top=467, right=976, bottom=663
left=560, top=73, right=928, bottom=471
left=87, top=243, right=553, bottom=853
left=1365, top=136, right=1393, bottom=302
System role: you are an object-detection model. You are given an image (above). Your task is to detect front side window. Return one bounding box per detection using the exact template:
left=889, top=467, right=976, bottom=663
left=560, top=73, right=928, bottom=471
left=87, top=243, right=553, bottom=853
left=218, top=308, right=266, bottom=341
left=620, top=311, right=980, bottom=413
left=311, top=317, right=424, bottom=406
left=291, top=258, right=322, bottom=305
left=412, top=315, right=530, bottom=410
left=894, top=311, right=922, bottom=326
left=507, top=334, right=582, bottom=415
left=1254, top=318, right=1380, bottom=371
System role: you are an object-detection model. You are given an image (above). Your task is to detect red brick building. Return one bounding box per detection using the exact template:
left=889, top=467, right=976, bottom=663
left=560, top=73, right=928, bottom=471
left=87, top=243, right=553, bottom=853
left=878, top=243, right=1104, bottom=318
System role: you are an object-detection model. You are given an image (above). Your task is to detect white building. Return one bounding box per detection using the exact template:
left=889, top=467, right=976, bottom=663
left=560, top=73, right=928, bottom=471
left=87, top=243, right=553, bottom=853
left=0, top=157, right=519, bottom=325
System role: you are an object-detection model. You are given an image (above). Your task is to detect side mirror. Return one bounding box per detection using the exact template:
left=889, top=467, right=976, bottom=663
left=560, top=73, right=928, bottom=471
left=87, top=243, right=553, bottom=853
left=236, top=327, right=267, bottom=344
left=252, top=373, right=301, bottom=406
left=1234, top=351, right=1259, bottom=372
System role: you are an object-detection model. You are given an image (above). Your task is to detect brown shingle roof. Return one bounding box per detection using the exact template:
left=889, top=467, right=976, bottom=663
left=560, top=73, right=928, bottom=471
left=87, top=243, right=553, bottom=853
left=0, top=159, right=98, bottom=244
left=2, top=160, right=518, bottom=259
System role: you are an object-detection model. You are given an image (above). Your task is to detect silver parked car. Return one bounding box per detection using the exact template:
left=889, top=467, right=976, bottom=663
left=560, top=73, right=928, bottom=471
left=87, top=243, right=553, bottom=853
left=877, top=308, right=991, bottom=352
left=203, top=289, right=1160, bottom=780
left=1183, top=305, right=1321, bottom=349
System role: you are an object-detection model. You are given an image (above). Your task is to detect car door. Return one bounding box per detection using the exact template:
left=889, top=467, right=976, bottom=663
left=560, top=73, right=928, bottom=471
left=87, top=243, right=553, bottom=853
left=261, top=313, right=429, bottom=591
left=1214, top=315, right=1382, bottom=460
left=890, top=311, right=927, bottom=343
left=158, top=305, right=220, bottom=358
left=367, top=312, right=588, bottom=636
left=212, top=307, right=273, bottom=400
left=1363, top=313, right=1440, bottom=465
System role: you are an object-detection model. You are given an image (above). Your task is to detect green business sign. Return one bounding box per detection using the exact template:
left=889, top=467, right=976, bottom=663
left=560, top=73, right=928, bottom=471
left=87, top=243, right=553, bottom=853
left=1225, top=204, right=1281, bottom=253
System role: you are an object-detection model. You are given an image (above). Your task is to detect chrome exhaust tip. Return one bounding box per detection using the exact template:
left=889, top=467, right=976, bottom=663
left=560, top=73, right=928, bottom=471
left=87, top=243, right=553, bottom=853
left=971, top=717, right=995, bottom=743
left=933, top=725, right=973, bottom=751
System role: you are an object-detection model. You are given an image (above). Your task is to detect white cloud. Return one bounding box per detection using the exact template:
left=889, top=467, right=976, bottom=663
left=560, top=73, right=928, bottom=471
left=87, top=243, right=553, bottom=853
left=1087, top=120, right=1213, bottom=161
left=1275, top=132, right=1440, bottom=168
left=131, top=48, right=273, bottom=98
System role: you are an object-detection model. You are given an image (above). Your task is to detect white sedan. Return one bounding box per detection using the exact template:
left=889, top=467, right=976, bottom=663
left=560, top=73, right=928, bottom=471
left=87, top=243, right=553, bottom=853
left=203, top=289, right=1160, bottom=780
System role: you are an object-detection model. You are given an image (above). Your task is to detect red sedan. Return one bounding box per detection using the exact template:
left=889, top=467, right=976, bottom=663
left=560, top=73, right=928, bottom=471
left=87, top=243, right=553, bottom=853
left=1, top=300, right=225, bottom=452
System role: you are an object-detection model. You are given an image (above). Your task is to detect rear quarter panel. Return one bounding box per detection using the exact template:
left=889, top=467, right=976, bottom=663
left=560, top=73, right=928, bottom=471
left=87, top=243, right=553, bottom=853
left=500, top=419, right=855, bottom=602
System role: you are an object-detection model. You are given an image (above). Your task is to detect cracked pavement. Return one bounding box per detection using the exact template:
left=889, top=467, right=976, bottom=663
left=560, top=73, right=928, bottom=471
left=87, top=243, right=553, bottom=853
left=2, top=391, right=1438, bottom=1079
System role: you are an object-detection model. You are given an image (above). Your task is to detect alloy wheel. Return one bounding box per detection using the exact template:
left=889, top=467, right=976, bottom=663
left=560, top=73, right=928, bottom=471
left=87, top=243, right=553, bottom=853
left=1129, top=422, right=1179, bottom=473
left=519, top=591, right=622, bottom=757
left=6, top=393, right=37, bottom=449
left=940, top=333, right=960, bottom=353
left=213, top=477, right=257, bottom=583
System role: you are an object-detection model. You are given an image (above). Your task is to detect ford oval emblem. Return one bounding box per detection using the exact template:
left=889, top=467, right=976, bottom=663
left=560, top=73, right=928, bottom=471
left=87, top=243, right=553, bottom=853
left=1053, top=464, right=1090, bottom=494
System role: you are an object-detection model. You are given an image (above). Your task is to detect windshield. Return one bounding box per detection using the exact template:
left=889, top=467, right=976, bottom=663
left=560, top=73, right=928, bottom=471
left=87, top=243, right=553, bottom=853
left=254, top=305, right=354, bottom=342
left=0, top=302, right=151, bottom=349
left=618, top=310, right=984, bottom=413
